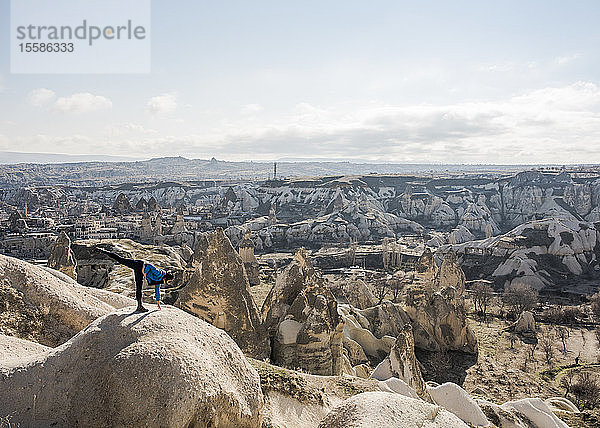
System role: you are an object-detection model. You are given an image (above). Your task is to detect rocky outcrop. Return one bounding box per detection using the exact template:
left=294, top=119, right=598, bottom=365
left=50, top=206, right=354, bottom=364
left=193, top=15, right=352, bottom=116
left=262, top=249, right=344, bottom=375
left=436, top=249, right=465, bottom=294
left=47, top=231, right=77, bottom=280
left=0, top=253, right=134, bottom=346
left=405, top=252, right=477, bottom=354
left=445, top=217, right=600, bottom=291
left=318, top=392, right=468, bottom=428
left=478, top=397, right=569, bottom=428
left=0, top=307, right=264, bottom=428
left=239, top=230, right=261, bottom=286
left=371, top=325, right=429, bottom=399
left=427, top=382, right=490, bottom=427
left=513, top=311, right=536, bottom=335
left=176, top=229, right=270, bottom=359
left=112, top=192, right=133, bottom=214
left=330, top=277, right=377, bottom=309
left=338, top=301, right=412, bottom=365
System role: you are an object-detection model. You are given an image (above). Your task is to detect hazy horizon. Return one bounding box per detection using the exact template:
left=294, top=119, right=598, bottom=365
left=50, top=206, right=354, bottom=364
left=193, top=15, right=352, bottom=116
left=2, top=1, right=600, bottom=164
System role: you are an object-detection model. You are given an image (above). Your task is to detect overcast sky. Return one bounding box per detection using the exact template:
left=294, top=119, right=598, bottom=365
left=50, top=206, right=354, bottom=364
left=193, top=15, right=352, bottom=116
left=1, top=0, right=600, bottom=163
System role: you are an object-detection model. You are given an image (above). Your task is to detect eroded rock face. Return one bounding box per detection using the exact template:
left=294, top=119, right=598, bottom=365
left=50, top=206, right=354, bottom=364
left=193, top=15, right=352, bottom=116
left=0, top=307, right=264, bottom=428
left=47, top=231, right=77, bottom=280
left=318, top=392, right=468, bottom=428
left=0, top=254, right=134, bottom=346
left=176, top=228, right=270, bottom=359
left=514, top=311, right=536, bottom=335
left=112, top=192, right=133, bottom=214
left=262, top=249, right=344, bottom=375
left=404, top=252, right=477, bottom=354
left=436, top=249, right=465, bottom=295
left=405, top=286, right=478, bottom=354
left=371, top=325, right=429, bottom=400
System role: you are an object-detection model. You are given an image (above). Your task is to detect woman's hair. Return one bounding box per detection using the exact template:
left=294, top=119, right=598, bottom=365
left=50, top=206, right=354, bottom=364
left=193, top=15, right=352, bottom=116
left=164, top=272, right=174, bottom=281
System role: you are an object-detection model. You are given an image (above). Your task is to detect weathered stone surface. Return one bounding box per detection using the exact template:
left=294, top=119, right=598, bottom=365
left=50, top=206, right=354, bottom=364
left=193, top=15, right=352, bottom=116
left=371, top=324, right=429, bottom=400
left=47, top=231, right=77, bottom=280
left=405, top=284, right=478, bottom=354
left=513, top=311, right=536, bottom=335
left=416, top=248, right=438, bottom=281
left=0, top=253, right=134, bottom=346
left=176, top=228, right=270, bottom=359
left=337, top=278, right=377, bottom=309
left=338, top=302, right=405, bottom=363
left=262, top=249, right=344, bottom=375
left=436, top=249, right=465, bottom=295
left=112, top=192, right=133, bottom=214
left=403, top=250, right=477, bottom=354
left=318, top=392, right=468, bottom=428
left=427, top=382, right=490, bottom=426
left=343, top=336, right=369, bottom=366
left=72, top=239, right=187, bottom=297
left=0, top=307, right=264, bottom=428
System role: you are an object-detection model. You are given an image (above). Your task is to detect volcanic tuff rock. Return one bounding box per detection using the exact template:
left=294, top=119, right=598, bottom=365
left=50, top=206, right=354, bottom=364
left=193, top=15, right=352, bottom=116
left=404, top=251, right=478, bottom=354
left=112, top=192, right=133, bottom=214
left=175, top=228, right=270, bottom=359
left=318, top=392, right=468, bottom=428
left=371, top=324, right=429, bottom=400
left=338, top=301, right=411, bottom=363
left=329, top=277, right=377, bottom=309
left=0, top=253, right=134, bottom=346
left=0, top=307, right=264, bottom=428
left=445, top=217, right=600, bottom=290
left=47, top=231, right=77, bottom=280
left=513, top=311, right=536, bottom=335
left=436, top=249, right=466, bottom=295
left=262, top=249, right=344, bottom=375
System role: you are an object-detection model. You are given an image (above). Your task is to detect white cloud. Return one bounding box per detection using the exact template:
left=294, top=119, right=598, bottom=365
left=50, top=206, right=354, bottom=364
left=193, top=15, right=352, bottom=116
left=53, top=93, right=112, bottom=113
left=241, top=104, right=263, bottom=115
left=147, top=93, right=177, bottom=115
left=5, top=83, right=600, bottom=164
left=27, top=88, right=56, bottom=107
left=555, top=53, right=581, bottom=66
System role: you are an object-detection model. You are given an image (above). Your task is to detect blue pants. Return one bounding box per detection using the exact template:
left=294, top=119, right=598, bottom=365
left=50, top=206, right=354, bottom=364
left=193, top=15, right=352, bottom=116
left=154, top=282, right=161, bottom=301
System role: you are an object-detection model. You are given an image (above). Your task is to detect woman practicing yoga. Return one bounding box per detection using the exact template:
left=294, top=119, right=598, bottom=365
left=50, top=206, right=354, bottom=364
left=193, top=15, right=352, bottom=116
left=97, top=247, right=174, bottom=312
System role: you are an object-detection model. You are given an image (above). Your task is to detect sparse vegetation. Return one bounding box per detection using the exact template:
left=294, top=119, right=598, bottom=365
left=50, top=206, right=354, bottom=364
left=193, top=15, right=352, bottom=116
left=502, top=283, right=538, bottom=317
left=472, top=281, right=493, bottom=319
left=571, top=372, right=600, bottom=410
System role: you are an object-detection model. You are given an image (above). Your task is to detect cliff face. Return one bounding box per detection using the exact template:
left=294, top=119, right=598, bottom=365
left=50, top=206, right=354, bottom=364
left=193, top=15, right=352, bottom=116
left=176, top=229, right=270, bottom=360
left=47, top=231, right=77, bottom=280
left=262, top=249, right=344, bottom=375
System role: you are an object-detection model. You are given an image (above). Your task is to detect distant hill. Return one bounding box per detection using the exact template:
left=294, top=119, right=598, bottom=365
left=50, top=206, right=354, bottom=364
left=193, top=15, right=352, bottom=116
left=0, top=154, right=572, bottom=187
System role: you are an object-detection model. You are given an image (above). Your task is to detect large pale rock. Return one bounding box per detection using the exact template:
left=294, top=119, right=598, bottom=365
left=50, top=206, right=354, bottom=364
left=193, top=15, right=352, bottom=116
left=405, top=284, right=478, bottom=354
left=318, top=392, right=468, bottom=428
left=0, top=307, right=264, bottom=428
left=338, top=301, right=410, bottom=362
left=513, top=311, right=536, bottom=334
left=262, top=249, right=344, bottom=375
left=176, top=228, right=270, bottom=359
left=436, top=249, right=465, bottom=295
left=47, top=231, right=77, bottom=280
left=371, top=325, right=429, bottom=399
left=427, top=382, right=490, bottom=427
left=500, top=398, right=569, bottom=428
left=340, top=278, right=377, bottom=309
left=416, top=248, right=438, bottom=281
left=0, top=254, right=134, bottom=346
